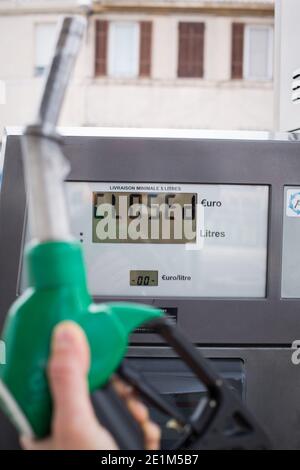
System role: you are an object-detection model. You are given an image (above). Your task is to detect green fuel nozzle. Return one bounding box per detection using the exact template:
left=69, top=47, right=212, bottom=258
left=0, top=16, right=162, bottom=445
left=1, top=240, right=162, bottom=439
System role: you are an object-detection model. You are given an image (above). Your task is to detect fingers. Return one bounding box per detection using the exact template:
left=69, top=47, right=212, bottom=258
left=113, top=377, right=161, bottom=450
left=48, top=321, right=97, bottom=435
left=127, top=396, right=161, bottom=450
left=20, top=435, right=54, bottom=450
left=112, top=376, right=134, bottom=398
left=24, top=324, right=160, bottom=451
left=48, top=321, right=118, bottom=449
left=143, top=421, right=161, bottom=451
left=126, top=396, right=149, bottom=423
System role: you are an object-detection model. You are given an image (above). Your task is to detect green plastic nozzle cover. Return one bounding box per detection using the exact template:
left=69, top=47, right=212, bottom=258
left=0, top=241, right=163, bottom=438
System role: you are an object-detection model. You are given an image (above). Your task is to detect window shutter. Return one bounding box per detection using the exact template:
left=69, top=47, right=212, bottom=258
left=178, top=22, right=205, bottom=78
left=231, top=23, right=244, bottom=79
left=139, top=21, right=152, bottom=77
left=95, top=20, right=108, bottom=76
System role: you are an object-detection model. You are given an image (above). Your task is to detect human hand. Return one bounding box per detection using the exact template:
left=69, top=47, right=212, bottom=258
left=21, top=321, right=161, bottom=450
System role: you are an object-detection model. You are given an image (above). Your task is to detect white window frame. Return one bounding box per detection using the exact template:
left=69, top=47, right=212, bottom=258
left=244, top=24, right=274, bottom=81
left=108, top=21, right=140, bottom=79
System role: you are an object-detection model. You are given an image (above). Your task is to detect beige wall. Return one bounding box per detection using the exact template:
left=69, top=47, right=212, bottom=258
left=0, top=8, right=274, bottom=133
left=275, top=0, right=300, bottom=131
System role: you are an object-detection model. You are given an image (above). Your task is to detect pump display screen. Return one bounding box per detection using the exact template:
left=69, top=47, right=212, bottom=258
left=63, top=182, right=269, bottom=299
left=130, top=270, right=159, bottom=286
left=92, top=191, right=197, bottom=244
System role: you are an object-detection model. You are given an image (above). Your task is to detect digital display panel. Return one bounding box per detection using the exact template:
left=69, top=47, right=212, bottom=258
left=20, top=182, right=269, bottom=299
left=92, top=192, right=197, bottom=244
left=65, top=182, right=269, bottom=298
left=130, top=270, right=158, bottom=286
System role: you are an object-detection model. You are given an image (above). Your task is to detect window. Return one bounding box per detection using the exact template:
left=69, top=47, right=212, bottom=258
left=108, top=22, right=140, bottom=78
left=95, top=20, right=152, bottom=78
left=178, top=22, right=205, bottom=78
left=244, top=25, right=273, bottom=81
left=34, top=23, right=57, bottom=76
left=231, top=23, right=273, bottom=81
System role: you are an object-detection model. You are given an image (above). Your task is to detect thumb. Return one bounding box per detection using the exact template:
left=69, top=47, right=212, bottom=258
left=48, top=321, right=97, bottom=434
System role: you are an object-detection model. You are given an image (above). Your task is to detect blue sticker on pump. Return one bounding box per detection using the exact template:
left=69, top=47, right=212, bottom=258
left=287, top=190, right=300, bottom=217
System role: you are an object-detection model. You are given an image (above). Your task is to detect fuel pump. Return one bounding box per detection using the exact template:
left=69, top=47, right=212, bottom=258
left=0, top=16, right=271, bottom=450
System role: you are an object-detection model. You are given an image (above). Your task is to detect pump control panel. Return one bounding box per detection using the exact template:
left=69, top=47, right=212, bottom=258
left=2, top=128, right=300, bottom=448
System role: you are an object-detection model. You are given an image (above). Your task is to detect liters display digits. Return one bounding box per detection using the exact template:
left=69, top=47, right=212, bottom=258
left=92, top=192, right=197, bottom=244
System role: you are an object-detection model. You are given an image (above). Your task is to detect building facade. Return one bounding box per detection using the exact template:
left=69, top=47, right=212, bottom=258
left=0, top=0, right=274, bottom=133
